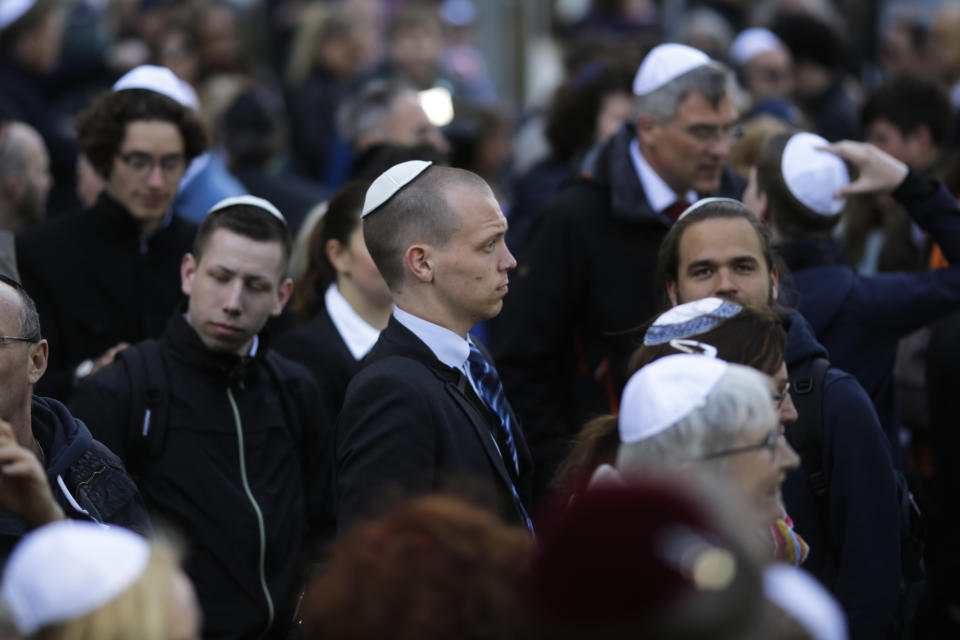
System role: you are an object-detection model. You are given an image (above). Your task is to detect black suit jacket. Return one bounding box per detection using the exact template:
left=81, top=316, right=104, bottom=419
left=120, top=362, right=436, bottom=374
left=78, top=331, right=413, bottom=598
left=335, top=317, right=533, bottom=530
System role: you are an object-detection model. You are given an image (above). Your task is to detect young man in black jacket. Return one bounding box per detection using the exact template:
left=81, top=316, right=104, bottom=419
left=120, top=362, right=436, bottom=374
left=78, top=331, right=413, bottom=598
left=71, top=196, right=333, bottom=640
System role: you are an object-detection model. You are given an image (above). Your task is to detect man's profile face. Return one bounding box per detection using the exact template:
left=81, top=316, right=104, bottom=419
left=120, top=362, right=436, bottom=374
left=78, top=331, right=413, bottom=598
left=667, top=217, right=778, bottom=307
left=105, top=120, right=186, bottom=235
left=181, top=228, right=292, bottom=355
left=639, top=90, right=737, bottom=196
left=430, top=185, right=516, bottom=336
left=0, top=284, right=46, bottom=423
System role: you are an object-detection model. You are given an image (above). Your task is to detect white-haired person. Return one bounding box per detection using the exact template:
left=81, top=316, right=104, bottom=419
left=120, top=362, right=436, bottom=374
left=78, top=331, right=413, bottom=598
left=600, top=349, right=805, bottom=566
left=0, top=520, right=201, bottom=640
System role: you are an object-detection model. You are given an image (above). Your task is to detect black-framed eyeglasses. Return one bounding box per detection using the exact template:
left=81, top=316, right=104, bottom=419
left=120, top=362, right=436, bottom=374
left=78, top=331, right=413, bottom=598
left=117, top=151, right=186, bottom=180
left=0, top=335, right=39, bottom=347
left=701, top=424, right=784, bottom=460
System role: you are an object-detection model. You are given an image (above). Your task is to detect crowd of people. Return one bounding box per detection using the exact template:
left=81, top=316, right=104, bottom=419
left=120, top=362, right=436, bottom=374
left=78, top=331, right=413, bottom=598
left=2, top=0, right=960, bottom=638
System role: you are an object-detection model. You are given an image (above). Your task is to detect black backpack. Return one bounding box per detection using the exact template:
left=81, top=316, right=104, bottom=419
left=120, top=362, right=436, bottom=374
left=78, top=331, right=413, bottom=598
left=789, top=356, right=925, bottom=637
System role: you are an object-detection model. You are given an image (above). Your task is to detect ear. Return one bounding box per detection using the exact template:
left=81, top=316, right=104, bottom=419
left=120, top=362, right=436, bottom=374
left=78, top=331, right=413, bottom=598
left=666, top=279, right=679, bottom=306
left=272, top=278, right=294, bottom=316
left=181, top=253, right=197, bottom=297
left=635, top=114, right=660, bottom=147
left=770, top=264, right=780, bottom=303
left=26, top=339, right=48, bottom=385
left=404, top=244, right=434, bottom=283
left=0, top=175, right=22, bottom=203
left=325, top=238, right=349, bottom=274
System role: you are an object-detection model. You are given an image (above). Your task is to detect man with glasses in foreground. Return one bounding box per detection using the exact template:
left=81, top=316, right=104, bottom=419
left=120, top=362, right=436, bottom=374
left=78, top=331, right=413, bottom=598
left=16, top=66, right=207, bottom=402
left=494, top=43, right=745, bottom=501
left=0, top=274, right=149, bottom=554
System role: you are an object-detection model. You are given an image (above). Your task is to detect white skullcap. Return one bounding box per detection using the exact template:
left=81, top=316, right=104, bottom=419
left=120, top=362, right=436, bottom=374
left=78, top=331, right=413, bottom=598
left=0, top=0, right=33, bottom=30
left=619, top=353, right=729, bottom=443
left=633, top=43, right=711, bottom=96
left=729, top=27, right=784, bottom=66
left=676, top=197, right=744, bottom=221
left=206, top=194, right=286, bottom=225
left=781, top=132, right=849, bottom=216
left=764, top=565, right=848, bottom=640
left=113, top=65, right=199, bottom=109
left=1, top=521, right=151, bottom=635
left=362, top=160, right=433, bottom=218
left=644, top=297, right=742, bottom=345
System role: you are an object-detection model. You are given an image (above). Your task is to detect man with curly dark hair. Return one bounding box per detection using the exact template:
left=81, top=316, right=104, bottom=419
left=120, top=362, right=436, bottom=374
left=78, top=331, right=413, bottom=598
left=16, top=66, right=208, bottom=402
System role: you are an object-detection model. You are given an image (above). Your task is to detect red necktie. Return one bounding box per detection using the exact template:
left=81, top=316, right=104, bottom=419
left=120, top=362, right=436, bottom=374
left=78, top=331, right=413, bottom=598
left=663, top=200, right=690, bottom=222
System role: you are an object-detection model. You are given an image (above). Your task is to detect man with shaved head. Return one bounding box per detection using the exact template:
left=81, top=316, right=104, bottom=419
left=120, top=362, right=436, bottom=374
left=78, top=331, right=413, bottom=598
left=336, top=161, right=533, bottom=532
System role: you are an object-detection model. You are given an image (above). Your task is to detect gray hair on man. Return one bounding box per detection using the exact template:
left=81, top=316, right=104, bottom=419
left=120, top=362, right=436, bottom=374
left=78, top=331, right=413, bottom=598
left=616, top=362, right=775, bottom=473
left=634, top=62, right=737, bottom=123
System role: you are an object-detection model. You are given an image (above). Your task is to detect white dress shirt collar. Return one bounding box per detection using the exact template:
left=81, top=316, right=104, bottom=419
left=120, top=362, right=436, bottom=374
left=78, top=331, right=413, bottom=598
left=393, top=307, right=470, bottom=370
left=325, top=284, right=382, bottom=360
left=629, top=138, right=697, bottom=214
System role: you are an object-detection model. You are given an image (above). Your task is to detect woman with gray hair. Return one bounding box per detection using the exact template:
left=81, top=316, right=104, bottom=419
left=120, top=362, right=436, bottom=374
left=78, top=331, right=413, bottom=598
left=615, top=353, right=800, bottom=531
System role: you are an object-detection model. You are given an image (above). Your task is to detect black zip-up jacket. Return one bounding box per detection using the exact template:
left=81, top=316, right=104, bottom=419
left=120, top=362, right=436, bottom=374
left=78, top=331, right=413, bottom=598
left=70, top=313, right=333, bottom=639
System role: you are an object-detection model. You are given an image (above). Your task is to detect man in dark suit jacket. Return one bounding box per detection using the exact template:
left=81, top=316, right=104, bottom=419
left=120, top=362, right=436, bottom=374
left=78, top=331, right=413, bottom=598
left=336, top=160, right=533, bottom=531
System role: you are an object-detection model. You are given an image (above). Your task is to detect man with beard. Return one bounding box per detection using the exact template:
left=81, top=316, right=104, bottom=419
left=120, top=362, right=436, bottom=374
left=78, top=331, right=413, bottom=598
left=656, top=174, right=903, bottom=638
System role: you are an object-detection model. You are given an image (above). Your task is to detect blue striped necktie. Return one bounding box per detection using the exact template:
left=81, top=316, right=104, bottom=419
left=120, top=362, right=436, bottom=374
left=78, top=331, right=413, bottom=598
left=467, top=343, right=534, bottom=533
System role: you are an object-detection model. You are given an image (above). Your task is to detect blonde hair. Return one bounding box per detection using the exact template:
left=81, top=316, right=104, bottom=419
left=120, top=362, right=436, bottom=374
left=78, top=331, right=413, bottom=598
left=33, top=541, right=183, bottom=640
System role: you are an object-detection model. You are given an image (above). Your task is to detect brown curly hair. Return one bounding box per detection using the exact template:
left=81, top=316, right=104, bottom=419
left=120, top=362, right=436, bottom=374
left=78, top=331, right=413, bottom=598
left=76, top=88, right=208, bottom=180
left=301, top=495, right=535, bottom=640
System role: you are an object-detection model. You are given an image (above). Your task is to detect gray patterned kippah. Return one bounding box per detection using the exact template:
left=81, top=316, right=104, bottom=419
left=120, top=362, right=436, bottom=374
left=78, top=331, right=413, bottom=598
left=644, top=297, right=743, bottom=345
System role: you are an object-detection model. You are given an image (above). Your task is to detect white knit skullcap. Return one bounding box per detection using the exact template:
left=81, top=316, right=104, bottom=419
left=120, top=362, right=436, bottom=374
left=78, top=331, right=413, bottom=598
left=206, top=194, right=286, bottom=225
left=619, top=354, right=729, bottom=443
left=113, top=64, right=199, bottom=109
left=781, top=132, right=849, bottom=216
left=633, top=43, right=711, bottom=96
left=729, top=28, right=784, bottom=66
left=1, top=521, right=151, bottom=635
left=676, top=197, right=744, bottom=221
left=362, top=160, right=433, bottom=217
left=0, top=0, right=33, bottom=30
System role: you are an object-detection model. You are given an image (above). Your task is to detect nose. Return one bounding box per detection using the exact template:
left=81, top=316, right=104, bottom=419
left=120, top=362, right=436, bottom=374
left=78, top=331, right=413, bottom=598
left=222, top=280, right=243, bottom=315
left=714, top=267, right=737, bottom=296
left=777, top=435, right=801, bottom=471
left=501, top=244, right=517, bottom=271
left=145, top=163, right=165, bottom=188
left=779, top=392, right=799, bottom=425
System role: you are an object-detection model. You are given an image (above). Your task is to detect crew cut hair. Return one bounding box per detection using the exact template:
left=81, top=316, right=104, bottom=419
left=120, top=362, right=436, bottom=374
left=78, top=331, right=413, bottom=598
left=192, top=204, right=293, bottom=278
left=362, top=166, right=489, bottom=291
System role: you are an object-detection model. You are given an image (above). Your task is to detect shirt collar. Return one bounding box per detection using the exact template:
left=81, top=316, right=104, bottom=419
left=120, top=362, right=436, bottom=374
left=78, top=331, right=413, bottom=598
left=325, top=283, right=382, bottom=360
left=393, top=307, right=469, bottom=370
left=629, top=138, right=698, bottom=214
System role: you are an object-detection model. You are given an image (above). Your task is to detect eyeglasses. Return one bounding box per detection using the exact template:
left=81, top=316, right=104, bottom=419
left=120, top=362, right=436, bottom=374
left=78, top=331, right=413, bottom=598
left=773, top=382, right=791, bottom=410
left=117, top=151, right=186, bottom=181
left=0, top=335, right=39, bottom=347
left=701, top=424, right=784, bottom=460
left=673, top=123, right=744, bottom=145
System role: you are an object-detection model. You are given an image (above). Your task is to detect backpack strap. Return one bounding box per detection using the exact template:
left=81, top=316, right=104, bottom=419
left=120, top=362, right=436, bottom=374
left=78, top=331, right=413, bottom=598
left=114, top=340, right=169, bottom=473
left=788, top=356, right=834, bottom=581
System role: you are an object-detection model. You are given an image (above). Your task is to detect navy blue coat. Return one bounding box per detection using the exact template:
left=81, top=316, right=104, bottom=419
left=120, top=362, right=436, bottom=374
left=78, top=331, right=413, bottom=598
left=336, top=318, right=534, bottom=530
left=781, top=172, right=960, bottom=468
left=782, top=312, right=900, bottom=640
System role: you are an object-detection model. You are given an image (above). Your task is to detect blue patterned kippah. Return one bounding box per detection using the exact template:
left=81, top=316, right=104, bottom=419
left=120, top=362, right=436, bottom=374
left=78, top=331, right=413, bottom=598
left=644, top=298, right=743, bottom=345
